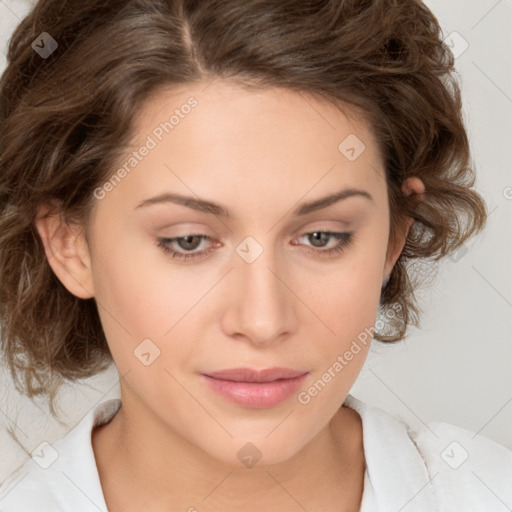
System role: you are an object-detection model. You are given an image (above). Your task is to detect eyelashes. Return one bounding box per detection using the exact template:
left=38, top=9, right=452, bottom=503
left=155, top=231, right=354, bottom=263
left=156, top=234, right=217, bottom=262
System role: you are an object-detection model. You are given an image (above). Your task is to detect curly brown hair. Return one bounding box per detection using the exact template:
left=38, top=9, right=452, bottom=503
left=0, top=0, right=486, bottom=411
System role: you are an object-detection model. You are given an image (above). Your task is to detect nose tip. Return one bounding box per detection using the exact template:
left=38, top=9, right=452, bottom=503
left=221, top=250, right=296, bottom=346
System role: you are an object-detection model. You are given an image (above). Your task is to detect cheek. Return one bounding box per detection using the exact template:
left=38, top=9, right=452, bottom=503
left=302, top=233, right=388, bottom=367
left=311, top=267, right=381, bottom=363
left=91, top=229, right=209, bottom=335
left=88, top=237, right=202, bottom=381
left=316, top=244, right=387, bottom=329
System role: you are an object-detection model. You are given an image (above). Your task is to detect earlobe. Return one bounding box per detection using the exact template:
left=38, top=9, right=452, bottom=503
left=35, top=204, right=95, bottom=299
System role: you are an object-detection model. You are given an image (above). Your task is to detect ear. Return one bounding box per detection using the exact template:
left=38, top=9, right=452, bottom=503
left=383, top=177, right=425, bottom=280
left=34, top=203, right=95, bottom=299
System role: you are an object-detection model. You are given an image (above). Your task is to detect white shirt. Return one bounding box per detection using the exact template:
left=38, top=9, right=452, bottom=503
left=0, top=395, right=510, bottom=511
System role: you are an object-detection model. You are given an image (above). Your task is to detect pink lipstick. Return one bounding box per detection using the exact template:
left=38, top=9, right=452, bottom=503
left=200, top=367, right=309, bottom=408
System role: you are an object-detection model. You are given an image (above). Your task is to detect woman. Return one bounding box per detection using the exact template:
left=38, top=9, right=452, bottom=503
left=0, top=1, right=509, bottom=511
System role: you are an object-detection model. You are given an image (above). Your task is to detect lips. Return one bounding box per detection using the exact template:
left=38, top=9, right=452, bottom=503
left=203, top=367, right=308, bottom=383
left=200, top=367, right=309, bottom=408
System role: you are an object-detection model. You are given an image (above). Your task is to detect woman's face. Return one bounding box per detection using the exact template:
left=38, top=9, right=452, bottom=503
left=41, top=79, right=411, bottom=466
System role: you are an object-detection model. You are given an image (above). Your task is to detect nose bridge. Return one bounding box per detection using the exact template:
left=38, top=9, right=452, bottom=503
left=224, top=236, right=295, bottom=344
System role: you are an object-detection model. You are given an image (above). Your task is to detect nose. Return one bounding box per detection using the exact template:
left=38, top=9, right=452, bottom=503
left=220, top=243, right=297, bottom=347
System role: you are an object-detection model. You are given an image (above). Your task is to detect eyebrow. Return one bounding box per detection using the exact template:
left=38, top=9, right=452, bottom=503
left=135, top=187, right=373, bottom=218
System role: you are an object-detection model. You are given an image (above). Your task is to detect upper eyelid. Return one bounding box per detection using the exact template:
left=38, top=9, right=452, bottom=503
left=160, top=220, right=352, bottom=237
left=166, top=228, right=350, bottom=239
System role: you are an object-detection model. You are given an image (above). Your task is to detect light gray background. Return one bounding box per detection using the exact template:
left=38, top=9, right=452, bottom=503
left=0, top=0, right=511, bottom=484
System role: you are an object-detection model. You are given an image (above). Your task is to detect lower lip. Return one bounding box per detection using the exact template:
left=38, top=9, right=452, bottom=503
left=200, top=373, right=308, bottom=408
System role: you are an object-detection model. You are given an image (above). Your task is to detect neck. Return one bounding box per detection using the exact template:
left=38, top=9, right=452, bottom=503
left=92, top=393, right=365, bottom=512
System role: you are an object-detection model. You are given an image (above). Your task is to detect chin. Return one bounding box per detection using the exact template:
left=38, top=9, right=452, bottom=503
left=204, top=436, right=304, bottom=469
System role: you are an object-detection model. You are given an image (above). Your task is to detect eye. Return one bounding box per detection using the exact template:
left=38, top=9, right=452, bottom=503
left=156, top=230, right=354, bottom=262
left=293, top=231, right=354, bottom=257
left=155, top=234, right=215, bottom=262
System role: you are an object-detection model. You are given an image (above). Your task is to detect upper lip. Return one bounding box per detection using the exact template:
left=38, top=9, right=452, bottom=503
left=202, top=367, right=308, bottom=383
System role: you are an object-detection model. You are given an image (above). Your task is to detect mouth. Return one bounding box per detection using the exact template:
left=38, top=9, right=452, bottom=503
left=200, top=367, right=309, bottom=408
left=203, top=367, right=308, bottom=383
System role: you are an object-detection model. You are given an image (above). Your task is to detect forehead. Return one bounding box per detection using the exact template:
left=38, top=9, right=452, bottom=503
left=133, top=79, right=379, bottom=159
left=99, top=79, right=387, bottom=220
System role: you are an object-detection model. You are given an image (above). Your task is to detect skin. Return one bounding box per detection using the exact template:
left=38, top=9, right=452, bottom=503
left=36, top=79, right=425, bottom=512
